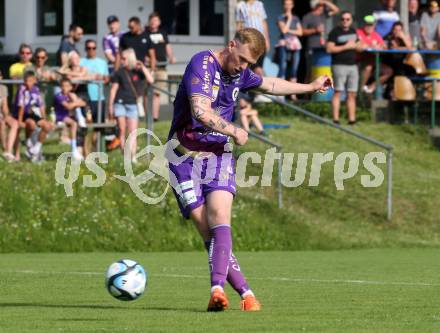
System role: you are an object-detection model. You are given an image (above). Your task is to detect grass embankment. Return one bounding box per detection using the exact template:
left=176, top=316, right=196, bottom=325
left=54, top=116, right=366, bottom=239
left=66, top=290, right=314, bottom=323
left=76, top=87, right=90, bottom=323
left=0, top=111, right=439, bottom=251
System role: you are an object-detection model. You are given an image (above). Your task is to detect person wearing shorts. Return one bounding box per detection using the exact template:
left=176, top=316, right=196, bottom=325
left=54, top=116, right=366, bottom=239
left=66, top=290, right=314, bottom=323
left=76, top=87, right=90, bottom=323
left=14, top=71, right=54, bottom=162
left=108, top=48, right=153, bottom=162
left=167, top=27, right=332, bottom=312
left=327, top=11, right=360, bottom=125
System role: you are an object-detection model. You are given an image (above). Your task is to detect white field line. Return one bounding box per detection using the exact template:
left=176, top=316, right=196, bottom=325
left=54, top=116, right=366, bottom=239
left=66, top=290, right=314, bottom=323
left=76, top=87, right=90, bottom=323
left=1, top=270, right=439, bottom=287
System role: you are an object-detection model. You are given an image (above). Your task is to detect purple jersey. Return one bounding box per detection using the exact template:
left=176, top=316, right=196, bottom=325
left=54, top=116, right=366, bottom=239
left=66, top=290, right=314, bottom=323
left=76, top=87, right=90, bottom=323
left=169, top=50, right=262, bottom=154
left=54, top=92, right=70, bottom=123
left=103, top=32, right=122, bottom=69
left=14, top=84, right=43, bottom=117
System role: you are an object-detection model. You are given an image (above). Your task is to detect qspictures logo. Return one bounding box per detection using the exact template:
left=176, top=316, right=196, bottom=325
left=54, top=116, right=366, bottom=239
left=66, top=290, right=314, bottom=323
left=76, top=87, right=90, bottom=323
left=55, top=129, right=386, bottom=204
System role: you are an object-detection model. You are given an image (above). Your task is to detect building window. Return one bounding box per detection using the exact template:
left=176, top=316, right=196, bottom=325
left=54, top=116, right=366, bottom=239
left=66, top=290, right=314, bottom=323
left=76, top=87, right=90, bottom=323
left=199, top=0, right=224, bottom=36
left=72, top=0, right=97, bottom=34
left=0, top=0, right=4, bottom=37
left=154, top=0, right=189, bottom=35
left=37, top=0, right=64, bottom=36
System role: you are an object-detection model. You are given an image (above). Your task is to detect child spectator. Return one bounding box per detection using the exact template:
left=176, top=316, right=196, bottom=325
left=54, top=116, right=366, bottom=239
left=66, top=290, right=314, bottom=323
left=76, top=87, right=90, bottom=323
left=58, top=50, right=90, bottom=129
left=0, top=71, right=18, bottom=162
left=54, top=78, right=86, bottom=160
left=238, top=93, right=266, bottom=135
left=13, top=71, right=54, bottom=162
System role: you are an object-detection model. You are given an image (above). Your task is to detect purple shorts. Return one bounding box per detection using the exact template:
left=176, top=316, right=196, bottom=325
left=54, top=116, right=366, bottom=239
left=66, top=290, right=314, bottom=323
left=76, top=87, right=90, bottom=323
left=168, top=153, right=236, bottom=219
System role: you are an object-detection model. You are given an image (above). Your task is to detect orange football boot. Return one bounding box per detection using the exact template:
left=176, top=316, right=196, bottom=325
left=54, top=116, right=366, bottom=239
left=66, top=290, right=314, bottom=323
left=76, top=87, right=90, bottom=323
left=240, top=295, right=261, bottom=311
left=207, top=287, right=229, bottom=312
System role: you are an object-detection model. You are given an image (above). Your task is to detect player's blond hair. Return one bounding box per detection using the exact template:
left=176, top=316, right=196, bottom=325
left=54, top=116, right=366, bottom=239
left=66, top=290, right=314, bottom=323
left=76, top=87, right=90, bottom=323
left=234, top=28, right=266, bottom=59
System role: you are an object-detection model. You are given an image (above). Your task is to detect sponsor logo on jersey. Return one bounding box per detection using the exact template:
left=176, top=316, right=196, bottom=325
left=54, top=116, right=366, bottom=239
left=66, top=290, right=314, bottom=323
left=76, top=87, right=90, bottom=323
left=212, top=86, right=219, bottom=101
left=232, top=87, right=240, bottom=101
left=202, top=55, right=209, bottom=70
left=202, top=71, right=211, bottom=94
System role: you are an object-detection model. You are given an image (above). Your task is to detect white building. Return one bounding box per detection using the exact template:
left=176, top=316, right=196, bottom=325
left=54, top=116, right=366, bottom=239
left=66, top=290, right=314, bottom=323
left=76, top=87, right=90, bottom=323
left=0, top=0, right=229, bottom=75
left=0, top=0, right=410, bottom=76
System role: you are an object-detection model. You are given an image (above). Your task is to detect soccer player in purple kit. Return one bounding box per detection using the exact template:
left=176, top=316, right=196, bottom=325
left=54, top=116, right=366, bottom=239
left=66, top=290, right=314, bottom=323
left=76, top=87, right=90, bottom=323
left=167, top=28, right=331, bottom=312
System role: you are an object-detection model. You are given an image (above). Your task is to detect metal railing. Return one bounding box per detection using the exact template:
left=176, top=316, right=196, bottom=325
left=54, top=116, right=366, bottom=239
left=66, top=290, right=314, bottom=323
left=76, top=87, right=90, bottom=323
left=262, top=94, right=394, bottom=222
left=0, top=79, right=109, bottom=151
left=146, top=82, right=285, bottom=209
left=365, top=49, right=440, bottom=100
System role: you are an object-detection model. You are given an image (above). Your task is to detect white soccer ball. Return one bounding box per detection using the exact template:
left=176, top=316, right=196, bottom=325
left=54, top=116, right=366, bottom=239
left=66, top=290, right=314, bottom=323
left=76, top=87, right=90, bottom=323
left=105, top=259, right=147, bottom=301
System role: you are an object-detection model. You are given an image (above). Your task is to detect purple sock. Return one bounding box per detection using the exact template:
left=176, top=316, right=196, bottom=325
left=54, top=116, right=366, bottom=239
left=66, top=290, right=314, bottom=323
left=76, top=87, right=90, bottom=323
left=204, top=241, right=250, bottom=296
left=209, top=225, right=232, bottom=288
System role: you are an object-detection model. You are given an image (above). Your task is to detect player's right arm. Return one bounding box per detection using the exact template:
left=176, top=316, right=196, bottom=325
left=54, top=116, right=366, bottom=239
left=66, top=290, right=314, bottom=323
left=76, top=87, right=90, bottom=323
left=190, top=94, right=248, bottom=146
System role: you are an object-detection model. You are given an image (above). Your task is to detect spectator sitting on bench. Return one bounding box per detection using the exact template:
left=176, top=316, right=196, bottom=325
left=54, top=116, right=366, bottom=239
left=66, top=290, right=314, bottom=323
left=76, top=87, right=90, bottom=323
left=54, top=78, right=86, bottom=160
left=13, top=71, right=54, bottom=162
left=238, top=93, right=266, bottom=136
left=357, top=15, right=392, bottom=94
left=0, top=71, right=19, bottom=162
left=58, top=50, right=90, bottom=153
left=382, top=22, right=415, bottom=97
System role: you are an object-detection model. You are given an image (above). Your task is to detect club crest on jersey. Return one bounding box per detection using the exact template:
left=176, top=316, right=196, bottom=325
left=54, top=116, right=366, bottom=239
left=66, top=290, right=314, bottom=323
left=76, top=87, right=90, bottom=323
left=232, top=87, right=239, bottom=101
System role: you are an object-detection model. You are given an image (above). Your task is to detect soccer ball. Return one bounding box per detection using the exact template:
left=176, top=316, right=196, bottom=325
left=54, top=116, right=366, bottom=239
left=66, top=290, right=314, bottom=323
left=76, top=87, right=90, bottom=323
left=105, top=259, right=147, bottom=301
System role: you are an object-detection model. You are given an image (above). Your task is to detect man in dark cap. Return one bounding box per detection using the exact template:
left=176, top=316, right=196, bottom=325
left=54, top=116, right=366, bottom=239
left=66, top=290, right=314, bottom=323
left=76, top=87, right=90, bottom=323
left=103, top=15, right=123, bottom=73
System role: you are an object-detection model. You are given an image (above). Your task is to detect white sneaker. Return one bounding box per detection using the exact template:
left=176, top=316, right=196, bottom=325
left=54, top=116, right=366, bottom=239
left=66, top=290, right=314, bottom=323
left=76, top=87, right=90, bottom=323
left=26, top=138, right=33, bottom=149
left=72, top=150, right=84, bottom=161
left=363, top=85, right=374, bottom=94
left=2, top=152, right=15, bottom=163
left=76, top=109, right=87, bottom=128
left=29, top=142, right=42, bottom=156
left=25, top=148, right=33, bottom=160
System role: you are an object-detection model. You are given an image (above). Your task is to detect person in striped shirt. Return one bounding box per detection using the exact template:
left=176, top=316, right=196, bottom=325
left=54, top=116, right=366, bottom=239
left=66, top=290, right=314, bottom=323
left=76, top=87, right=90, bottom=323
left=236, top=0, right=271, bottom=76
left=103, top=15, right=123, bottom=73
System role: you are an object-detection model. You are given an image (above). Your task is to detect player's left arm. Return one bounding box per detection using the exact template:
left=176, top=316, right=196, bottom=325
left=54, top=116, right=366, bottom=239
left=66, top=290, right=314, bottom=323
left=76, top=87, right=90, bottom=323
left=256, top=76, right=332, bottom=96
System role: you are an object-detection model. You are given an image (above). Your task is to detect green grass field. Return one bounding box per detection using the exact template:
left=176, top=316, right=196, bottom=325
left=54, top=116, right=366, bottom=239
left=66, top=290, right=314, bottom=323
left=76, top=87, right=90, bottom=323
left=1, top=249, right=439, bottom=333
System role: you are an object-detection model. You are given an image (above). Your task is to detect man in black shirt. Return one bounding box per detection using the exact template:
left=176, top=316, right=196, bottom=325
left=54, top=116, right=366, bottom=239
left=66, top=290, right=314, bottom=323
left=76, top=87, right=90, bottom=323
left=120, top=17, right=156, bottom=70
left=146, top=12, right=176, bottom=121
left=326, top=11, right=360, bottom=125
left=57, top=24, right=83, bottom=66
